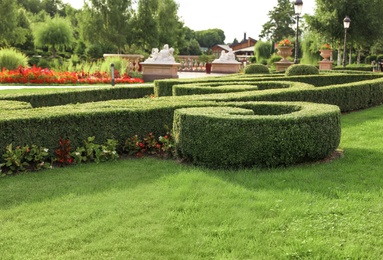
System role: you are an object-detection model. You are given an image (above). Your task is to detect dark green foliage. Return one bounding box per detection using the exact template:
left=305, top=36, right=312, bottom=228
left=174, top=102, right=341, bottom=168
left=333, top=65, right=373, bottom=72
left=2, top=73, right=383, bottom=168
left=244, top=64, right=270, bottom=74
left=285, top=64, right=319, bottom=76
left=0, top=85, right=154, bottom=107
left=155, top=74, right=382, bottom=96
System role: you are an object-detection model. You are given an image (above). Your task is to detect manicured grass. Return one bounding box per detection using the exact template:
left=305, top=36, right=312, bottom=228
left=1, top=105, right=383, bottom=259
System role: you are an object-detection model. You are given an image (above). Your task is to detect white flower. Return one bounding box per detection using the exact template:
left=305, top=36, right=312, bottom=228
left=44, top=148, right=49, bottom=153
left=112, top=151, right=116, bottom=154
left=75, top=152, right=80, bottom=156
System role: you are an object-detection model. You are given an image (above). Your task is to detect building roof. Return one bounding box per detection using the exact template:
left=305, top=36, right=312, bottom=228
left=234, top=46, right=255, bottom=53
left=212, top=44, right=232, bottom=51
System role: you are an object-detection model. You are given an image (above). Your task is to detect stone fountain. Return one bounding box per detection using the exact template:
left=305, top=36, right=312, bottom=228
left=211, top=48, right=241, bottom=74
left=140, top=44, right=180, bottom=81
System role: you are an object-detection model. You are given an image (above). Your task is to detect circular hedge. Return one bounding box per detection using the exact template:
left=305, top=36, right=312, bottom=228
left=244, top=64, right=270, bottom=74
left=174, top=101, right=341, bottom=168
left=285, top=64, right=319, bottom=76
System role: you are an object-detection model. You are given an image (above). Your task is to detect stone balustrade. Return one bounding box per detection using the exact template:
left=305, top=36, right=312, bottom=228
left=177, top=55, right=208, bottom=72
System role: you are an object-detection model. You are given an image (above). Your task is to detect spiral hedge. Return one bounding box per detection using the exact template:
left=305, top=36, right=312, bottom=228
left=174, top=102, right=341, bottom=168
left=1, top=72, right=383, bottom=168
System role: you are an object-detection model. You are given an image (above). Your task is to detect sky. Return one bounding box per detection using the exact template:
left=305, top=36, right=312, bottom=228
left=62, top=0, right=316, bottom=43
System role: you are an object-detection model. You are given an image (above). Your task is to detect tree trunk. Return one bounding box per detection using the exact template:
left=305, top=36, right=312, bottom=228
left=52, top=46, right=56, bottom=59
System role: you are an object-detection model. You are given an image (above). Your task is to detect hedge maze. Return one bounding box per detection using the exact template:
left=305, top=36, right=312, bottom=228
left=1, top=72, right=383, bottom=168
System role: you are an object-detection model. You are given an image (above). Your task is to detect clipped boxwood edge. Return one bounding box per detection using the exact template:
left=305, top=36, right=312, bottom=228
left=174, top=101, right=341, bottom=168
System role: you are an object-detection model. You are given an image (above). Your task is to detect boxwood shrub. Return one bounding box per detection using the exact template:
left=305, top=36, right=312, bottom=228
left=0, top=85, right=154, bottom=107
left=244, top=64, right=270, bottom=74
left=174, top=102, right=341, bottom=168
left=285, top=64, right=319, bottom=76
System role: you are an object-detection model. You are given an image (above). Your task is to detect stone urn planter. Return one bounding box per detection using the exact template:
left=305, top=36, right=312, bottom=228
left=319, top=49, right=332, bottom=61
left=277, top=47, right=293, bottom=62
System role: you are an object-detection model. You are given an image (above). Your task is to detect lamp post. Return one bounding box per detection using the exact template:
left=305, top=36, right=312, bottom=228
left=343, top=16, right=351, bottom=68
left=294, top=0, right=303, bottom=64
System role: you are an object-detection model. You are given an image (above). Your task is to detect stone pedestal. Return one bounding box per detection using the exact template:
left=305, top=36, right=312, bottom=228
left=275, top=61, right=294, bottom=72
left=140, top=63, right=180, bottom=82
left=319, top=60, right=333, bottom=70
left=211, top=62, right=241, bottom=74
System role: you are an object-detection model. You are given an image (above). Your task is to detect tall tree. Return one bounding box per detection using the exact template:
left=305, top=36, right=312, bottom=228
left=259, top=0, right=296, bottom=42
left=130, top=0, right=159, bottom=52
left=306, top=0, right=383, bottom=64
left=157, top=0, right=181, bottom=48
left=0, top=0, right=19, bottom=46
left=79, top=0, right=133, bottom=53
left=33, top=16, right=75, bottom=58
left=195, top=29, right=225, bottom=48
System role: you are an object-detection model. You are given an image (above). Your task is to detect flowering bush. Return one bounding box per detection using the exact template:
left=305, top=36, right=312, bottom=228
left=0, top=144, right=51, bottom=175
left=1, top=132, right=175, bottom=176
left=320, top=43, right=332, bottom=50
left=123, top=132, right=175, bottom=158
left=277, top=39, right=293, bottom=47
left=0, top=65, right=144, bottom=85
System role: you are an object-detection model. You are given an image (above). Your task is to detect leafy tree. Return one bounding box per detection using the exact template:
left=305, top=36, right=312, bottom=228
left=157, top=0, right=181, bottom=48
left=195, top=29, right=225, bottom=48
left=306, top=0, right=383, bottom=64
left=79, top=0, right=133, bottom=53
left=0, top=0, right=19, bottom=46
left=259, top=0, right=296, bottom=42
left=254, top=41, right=272, bottom=64
left=41, top=0, right=65, bottom=17
left=33, top=16, right=75, bottom=58
left=17, top=0, right=43, bottom=14
left=130, top=0, right=159, bottom=52
left=179, top=39, right=201, bottom=55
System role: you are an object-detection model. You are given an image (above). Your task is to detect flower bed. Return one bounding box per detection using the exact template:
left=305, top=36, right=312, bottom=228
left=0, top=66, right=144, bottom=85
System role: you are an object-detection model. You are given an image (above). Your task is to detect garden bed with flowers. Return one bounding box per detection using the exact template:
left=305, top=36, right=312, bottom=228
left=0, top=66, right=144, bottom=85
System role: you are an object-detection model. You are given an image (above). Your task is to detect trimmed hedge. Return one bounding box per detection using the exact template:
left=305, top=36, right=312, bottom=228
left=0, top=100, right=32, bottom=110
left=155, top=73, right=383, bottom=96
left=2, top=73, right=383, bottom=167
left=244, top=64, right=270, bottom=74
left=0, top=85, right=154, bottom=107
left=172, top=81, right=293, bottom=96
left=285, top=64, right=319, bottom=76
left=174, top=102, right=341, bottom=168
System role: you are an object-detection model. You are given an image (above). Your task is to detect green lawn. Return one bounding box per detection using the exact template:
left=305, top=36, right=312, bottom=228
left=1, top=105, right=383, bottom=259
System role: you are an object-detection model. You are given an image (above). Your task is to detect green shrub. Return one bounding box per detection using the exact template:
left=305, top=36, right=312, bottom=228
left=86, top=44, right=103, bottom=59
left=365, top=55, right=377, bottom=64
left=285, top=64, right=319, bottom=76
left=37, top=58, right=51, bottom=69
left=244, top=64, right=270, bottom=74
left=174, top=102, right=341, bottom=168
left=0, top=48, right=28, bottom=70
left=255, top=41, right=272, bottom=65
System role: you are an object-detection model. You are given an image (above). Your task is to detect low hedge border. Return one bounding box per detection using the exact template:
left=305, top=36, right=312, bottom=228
left=155, top=73, right=383, bottom=97
left=173, top=102, right=341, bottom=168
left=0, top=85, right=154, bottom=107
left=0, top=100, right=32, bottom=110
left=172, top=81, right=294, bottom=96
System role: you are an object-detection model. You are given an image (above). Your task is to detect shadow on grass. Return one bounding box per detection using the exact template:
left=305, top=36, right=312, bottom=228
left=1, top=147, right=382, bottom=210
left=0, top=158, right=185, bottom=210
left=204, top=147, right=383, bottom=199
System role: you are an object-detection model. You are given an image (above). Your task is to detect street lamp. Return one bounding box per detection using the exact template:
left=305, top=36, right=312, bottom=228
left=294, top=0, right=303, bottom=64
left=343, top=16, right=351, bottom=67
